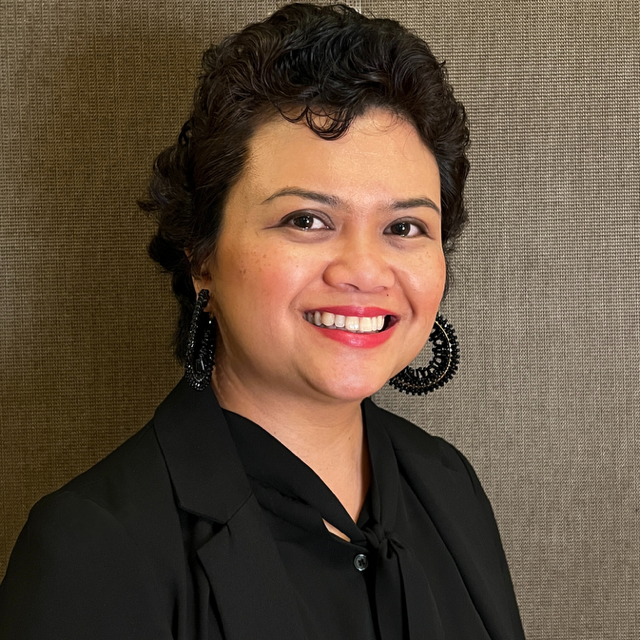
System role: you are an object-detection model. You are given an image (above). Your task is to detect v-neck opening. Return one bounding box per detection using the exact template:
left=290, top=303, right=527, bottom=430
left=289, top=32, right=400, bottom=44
left=222, top=403, right=398, bottom=544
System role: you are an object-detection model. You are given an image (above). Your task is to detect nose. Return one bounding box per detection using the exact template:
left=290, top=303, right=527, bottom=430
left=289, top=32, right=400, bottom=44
left=322, top=231, right=395, bottom=293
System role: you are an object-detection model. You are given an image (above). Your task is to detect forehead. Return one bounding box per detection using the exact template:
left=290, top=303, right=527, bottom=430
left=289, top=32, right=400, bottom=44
left=239, top=108, right=441, bottom=208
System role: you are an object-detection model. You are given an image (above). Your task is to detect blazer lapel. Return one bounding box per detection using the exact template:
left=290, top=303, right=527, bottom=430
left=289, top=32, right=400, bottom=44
left=197, top=497, right=308, bottom=640
left=154, top=379, right=308, bottom=640
left=153, top=377, right=251, bottom=522
left=364, top=399, right=525, bottom=640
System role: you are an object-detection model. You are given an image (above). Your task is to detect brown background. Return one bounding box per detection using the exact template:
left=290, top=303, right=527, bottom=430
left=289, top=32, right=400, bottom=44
left=1, top=1, right=638, bottom=638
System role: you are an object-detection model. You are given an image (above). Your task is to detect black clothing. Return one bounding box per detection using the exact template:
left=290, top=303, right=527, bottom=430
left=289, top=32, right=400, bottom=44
left=0, top=378, right=525, bottom=640
left=225, top=408, right=492, bottom=640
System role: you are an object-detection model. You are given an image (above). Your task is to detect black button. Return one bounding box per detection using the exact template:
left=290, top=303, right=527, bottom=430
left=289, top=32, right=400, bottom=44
left=353, top=553, right=368, bottom=571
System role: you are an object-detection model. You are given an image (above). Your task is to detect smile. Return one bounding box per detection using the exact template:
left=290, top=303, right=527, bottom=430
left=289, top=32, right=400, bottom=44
left=304, top=307, right=398, bottom=348
left=304, top=311, right=388, bottom=333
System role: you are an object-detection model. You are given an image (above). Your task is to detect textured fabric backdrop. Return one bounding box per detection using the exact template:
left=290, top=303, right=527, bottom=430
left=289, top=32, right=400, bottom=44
left=1, top=1, right=638, bottom=638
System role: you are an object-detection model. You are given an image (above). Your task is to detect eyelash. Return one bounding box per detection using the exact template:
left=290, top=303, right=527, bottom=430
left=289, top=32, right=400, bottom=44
left=282, top=212, right=332, bottom=231
left=384, top=219, right=428, bottom=238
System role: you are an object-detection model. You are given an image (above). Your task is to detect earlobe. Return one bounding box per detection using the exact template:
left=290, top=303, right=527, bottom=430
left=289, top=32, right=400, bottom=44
left=191, top=274, right=214, bottom=311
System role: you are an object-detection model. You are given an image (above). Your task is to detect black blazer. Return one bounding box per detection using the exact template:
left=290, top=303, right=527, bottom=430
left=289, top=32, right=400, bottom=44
left=0, top=379, right=525, bottom=640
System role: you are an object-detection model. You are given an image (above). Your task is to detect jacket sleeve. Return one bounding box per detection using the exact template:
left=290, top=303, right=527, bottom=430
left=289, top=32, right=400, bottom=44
left=452, top=445, right=526, bottom=640
left=0, top=490, right=174, bottom=640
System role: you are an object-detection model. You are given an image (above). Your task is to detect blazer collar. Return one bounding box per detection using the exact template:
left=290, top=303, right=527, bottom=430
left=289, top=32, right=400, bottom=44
left=153, top=377, right=251, bottom=523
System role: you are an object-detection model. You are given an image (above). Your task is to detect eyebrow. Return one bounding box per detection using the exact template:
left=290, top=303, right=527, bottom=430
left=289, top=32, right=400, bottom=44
left=261, top=187, right=441, bottom=215
left=390, top=197, right=441, bottom=216
left=261, top=188, right=340, bottom=207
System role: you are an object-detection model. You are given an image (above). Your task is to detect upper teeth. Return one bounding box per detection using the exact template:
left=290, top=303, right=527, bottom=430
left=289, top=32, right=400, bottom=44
left=306, top=311, right=386, bottom=333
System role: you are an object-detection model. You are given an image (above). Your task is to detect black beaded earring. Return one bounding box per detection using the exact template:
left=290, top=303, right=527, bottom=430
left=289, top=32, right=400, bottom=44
left=184, top=289, right=216, bottom=391
left=388, top=313, right=459, bottom=395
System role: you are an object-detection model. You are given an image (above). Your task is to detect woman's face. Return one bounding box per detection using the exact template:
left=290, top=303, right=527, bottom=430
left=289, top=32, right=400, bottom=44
left=198, top=108, right=445, bottom=404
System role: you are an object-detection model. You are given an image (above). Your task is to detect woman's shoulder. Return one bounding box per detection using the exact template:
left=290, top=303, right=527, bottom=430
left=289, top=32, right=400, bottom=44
left=0, top=420, right=183, bottom=638
left=49, top=419, right=171, bottom=517
left=365, top=399, right=513, bottom=577
left=365, top=401, right=525, bottom=640
left=22, top=417, right=182, bottom=564
left=364, top=398, right=475, bottom=478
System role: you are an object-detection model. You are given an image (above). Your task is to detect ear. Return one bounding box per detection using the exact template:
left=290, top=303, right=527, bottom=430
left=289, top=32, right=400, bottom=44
left=186, top=250, right=215, bottom=309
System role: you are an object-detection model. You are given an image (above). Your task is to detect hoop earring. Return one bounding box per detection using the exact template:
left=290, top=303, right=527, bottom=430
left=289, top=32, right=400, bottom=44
left=388, top=313, right=459, bottom=395
left=185, top=289, right=216, bottom=391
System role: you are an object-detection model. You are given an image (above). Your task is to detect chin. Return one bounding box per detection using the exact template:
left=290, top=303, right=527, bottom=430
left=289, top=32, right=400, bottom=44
left=312, top=373, right=389, bottom=403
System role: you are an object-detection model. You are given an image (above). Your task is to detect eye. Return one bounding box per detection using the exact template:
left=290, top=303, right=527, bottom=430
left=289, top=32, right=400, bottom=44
left=284, top=212, right=331, bottom=231
left=385, top=220, right=426, bottom=238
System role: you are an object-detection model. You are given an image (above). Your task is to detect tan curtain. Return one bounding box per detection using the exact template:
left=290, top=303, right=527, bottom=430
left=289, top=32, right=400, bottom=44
left=1, top=1, right=638, bottom=638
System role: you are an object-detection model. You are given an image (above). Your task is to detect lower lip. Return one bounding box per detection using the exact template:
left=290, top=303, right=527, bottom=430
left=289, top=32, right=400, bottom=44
left=310, top=323, right=397, bottom=348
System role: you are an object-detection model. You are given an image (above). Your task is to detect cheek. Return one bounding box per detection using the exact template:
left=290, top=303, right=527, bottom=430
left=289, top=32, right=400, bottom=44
left=406, top=250, right=447, bottom=312
left=214, top=243, right=313, bottom=326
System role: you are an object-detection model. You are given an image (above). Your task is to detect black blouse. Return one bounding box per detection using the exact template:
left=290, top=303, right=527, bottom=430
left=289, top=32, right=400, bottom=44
left=224, top=407, right=492, bottom=640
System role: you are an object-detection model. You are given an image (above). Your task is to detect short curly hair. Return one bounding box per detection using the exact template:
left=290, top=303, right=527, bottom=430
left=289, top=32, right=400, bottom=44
left=140, top=2, right=469, bottom=363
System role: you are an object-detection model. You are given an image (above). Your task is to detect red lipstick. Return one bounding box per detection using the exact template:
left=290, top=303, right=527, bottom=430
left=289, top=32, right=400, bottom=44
left=313, top=324, right=397, bottom=348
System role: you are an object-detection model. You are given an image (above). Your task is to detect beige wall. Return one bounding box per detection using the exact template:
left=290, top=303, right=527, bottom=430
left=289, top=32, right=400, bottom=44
left=1, top=1, right=638, bottom=638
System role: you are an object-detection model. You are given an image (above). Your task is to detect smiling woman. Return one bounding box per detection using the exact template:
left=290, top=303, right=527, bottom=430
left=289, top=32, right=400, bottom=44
left=0, top=4, right=525, bottom=640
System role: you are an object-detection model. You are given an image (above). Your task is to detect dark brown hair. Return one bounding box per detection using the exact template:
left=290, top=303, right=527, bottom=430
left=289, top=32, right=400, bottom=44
left=140, top=2, right=469, bottom=362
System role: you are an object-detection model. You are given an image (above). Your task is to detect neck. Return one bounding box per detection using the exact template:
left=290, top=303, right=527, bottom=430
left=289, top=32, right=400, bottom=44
left=211, top=363, right=371, bottom=523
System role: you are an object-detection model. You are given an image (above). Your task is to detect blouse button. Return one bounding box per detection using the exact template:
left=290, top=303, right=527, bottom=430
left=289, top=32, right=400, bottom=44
left=353, top=553, right=369, bottom=571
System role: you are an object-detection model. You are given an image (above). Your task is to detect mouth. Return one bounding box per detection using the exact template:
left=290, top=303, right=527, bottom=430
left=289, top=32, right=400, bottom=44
left=304, top=309, right=397, bottom=334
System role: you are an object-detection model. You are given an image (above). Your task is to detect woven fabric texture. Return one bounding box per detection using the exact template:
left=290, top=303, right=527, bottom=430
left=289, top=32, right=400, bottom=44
left=1, top=1, right=638, bottom=638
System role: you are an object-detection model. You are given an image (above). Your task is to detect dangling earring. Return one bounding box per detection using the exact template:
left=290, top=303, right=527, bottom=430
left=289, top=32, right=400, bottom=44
left=185, top=289, right=216, bottom=391
left=388, top=313, right=459, bottom=395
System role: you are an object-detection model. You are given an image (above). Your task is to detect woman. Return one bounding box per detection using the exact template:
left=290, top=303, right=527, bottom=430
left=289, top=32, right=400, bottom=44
left=0, top=4, right=525, bottom=639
